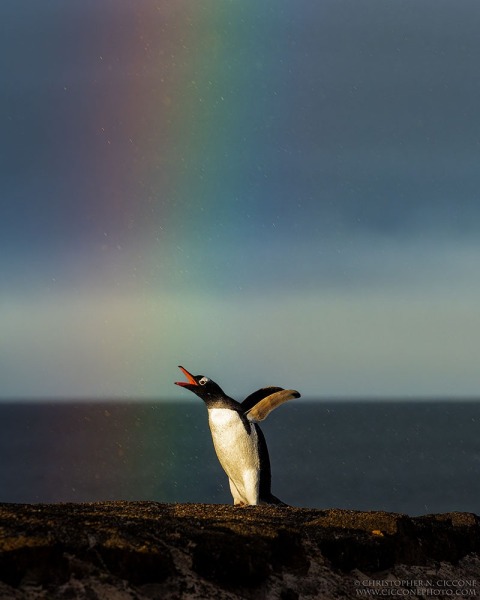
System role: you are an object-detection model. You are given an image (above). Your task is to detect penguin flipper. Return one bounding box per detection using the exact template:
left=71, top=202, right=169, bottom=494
left=241, top=386, right=284, bottom=413
left=245, top=389, right=300, bottom=422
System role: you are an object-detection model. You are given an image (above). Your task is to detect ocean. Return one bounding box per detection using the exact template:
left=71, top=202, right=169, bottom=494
left=0, top=401, right=478, bottom=516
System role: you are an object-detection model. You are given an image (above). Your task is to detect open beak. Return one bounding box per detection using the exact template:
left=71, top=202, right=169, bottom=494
left=175, top=365, right=198, bottom=387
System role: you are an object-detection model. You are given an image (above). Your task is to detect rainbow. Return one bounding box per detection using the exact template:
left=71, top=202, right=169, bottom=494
left=68, top=2, right=297, bottom=292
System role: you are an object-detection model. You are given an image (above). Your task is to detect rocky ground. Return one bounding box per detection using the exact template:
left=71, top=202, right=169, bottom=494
left=0, top=502, right=479, bottom=599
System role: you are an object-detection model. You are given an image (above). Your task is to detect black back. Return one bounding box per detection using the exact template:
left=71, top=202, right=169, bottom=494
left=255, top=423, right=272, bottom=498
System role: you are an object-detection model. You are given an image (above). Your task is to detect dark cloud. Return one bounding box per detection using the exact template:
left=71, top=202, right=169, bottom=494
left=2, top=0, right=480, bottom=254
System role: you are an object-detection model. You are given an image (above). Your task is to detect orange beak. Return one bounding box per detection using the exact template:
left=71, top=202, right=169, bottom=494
left=175, top=365, right=198, bottom=387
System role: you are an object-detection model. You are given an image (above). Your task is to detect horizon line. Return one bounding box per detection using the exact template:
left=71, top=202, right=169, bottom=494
left=0, top=396, right=479, bottom=403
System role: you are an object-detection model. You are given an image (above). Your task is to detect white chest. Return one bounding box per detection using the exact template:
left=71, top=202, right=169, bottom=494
left=208, top=408, right=251, bottom=443
left=207, top=408, right=259, bottom=467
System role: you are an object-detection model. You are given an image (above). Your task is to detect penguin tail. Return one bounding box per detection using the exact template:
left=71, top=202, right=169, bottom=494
left=260, top=493, right=290, bottom=507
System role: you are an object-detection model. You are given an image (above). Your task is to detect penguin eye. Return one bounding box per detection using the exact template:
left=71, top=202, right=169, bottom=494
left=199, top=377, right=209, bottom=386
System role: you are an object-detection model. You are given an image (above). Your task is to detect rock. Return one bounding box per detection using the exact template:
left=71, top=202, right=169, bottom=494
left=0, top=502, right=478, bottom=599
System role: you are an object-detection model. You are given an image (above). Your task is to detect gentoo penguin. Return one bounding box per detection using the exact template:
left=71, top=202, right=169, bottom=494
left=175, top=365, right=300, bottom=506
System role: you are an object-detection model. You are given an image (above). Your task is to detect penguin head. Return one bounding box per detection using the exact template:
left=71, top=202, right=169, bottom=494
left=175, top=365, right=225, bottom=402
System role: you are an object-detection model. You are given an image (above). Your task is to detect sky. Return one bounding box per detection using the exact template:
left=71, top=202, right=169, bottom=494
left=2, top=0, right=480, bottom=400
